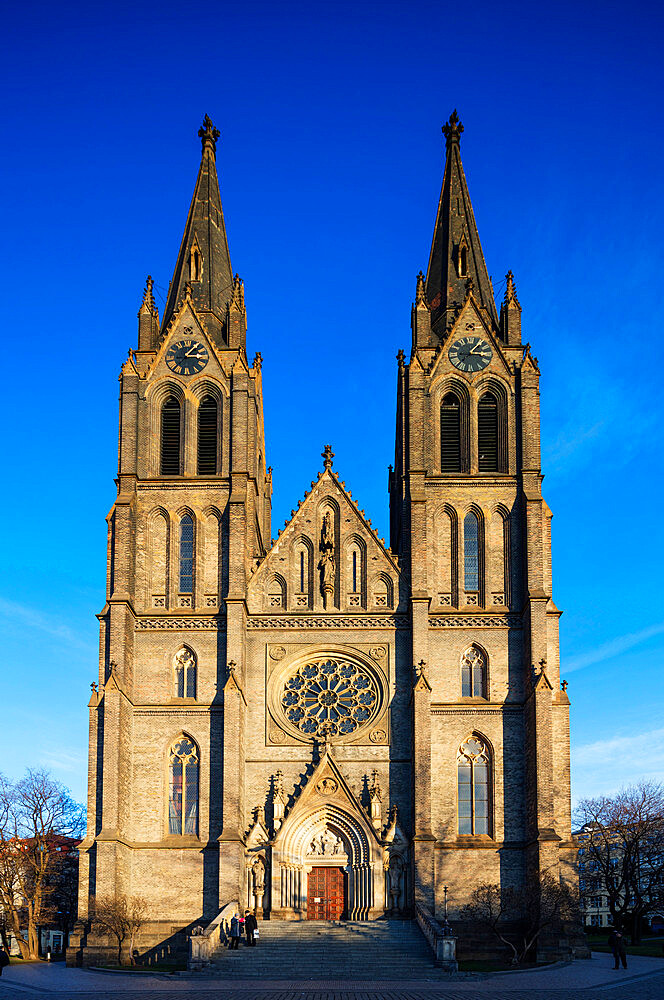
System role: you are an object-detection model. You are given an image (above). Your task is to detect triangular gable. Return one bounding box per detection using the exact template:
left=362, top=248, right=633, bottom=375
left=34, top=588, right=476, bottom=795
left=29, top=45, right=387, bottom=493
left=427, top=296, right=512, bottom=381
left=145, top=292, right=231, bottom=383
left=272, top=750, right=381, bottom=849
left=248, top=466, right=399, bottom=609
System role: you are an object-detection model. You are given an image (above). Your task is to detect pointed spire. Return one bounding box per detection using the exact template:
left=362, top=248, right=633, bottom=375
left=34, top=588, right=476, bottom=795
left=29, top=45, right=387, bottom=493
left=137, top=275, right=159, bottom=350
left=161, top=115, right=234, bottom=344
left=500, top=270, right=522, bottom=345
left=425, top=111, right=498, bottom=336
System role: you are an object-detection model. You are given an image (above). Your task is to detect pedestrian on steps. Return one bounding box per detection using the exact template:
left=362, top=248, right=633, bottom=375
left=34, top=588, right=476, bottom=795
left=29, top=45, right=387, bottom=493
left=244, top=910, right=258, bottom=947
left=228, top=913, right=241, bottom=950
left=608, top=928, right=627, bottom=969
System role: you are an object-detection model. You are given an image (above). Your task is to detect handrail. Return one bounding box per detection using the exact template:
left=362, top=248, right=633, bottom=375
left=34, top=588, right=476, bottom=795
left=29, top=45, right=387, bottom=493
left=415, top=901, right=457, bottom=969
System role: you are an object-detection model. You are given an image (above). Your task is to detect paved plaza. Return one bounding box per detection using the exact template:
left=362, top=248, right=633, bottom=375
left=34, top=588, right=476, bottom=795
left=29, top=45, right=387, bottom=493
left=1, top=955, right=664, bottom=1000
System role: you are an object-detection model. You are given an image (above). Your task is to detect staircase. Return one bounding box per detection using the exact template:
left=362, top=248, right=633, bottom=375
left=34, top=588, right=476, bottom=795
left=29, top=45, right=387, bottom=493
left=201, top=919, right=443, bottom=980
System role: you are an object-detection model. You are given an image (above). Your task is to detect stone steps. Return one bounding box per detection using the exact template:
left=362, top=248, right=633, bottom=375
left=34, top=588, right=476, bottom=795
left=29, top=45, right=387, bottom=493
left=201, top=919, right=442, bottom=980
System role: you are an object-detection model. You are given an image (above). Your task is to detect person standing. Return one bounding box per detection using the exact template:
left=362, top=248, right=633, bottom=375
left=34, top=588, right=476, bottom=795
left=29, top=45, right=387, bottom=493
left=244, top=910, right=258, bottom=947
left=0, top=947, right=9, bottom=976
left=608, top=928, right=628, bottom=969
left=228, top=914, right=241, bottom=950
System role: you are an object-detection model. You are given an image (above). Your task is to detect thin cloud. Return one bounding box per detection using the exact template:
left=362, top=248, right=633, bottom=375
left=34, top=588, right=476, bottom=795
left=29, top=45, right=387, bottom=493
left=572, top=728, right=664, bottom=804
left=0, top=597, right=95, bottom=654
left=565, top=621, right=664, bottom=673
left=40, top=747, right=87, bottom=774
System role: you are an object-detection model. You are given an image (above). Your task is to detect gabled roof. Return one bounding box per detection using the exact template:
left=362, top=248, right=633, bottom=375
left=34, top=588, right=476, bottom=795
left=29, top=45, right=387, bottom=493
left=425, top=111, right=498, bottom=338
left=249, top=454, right=399, bottom=595
left=160, top=116, right=234, bottom=345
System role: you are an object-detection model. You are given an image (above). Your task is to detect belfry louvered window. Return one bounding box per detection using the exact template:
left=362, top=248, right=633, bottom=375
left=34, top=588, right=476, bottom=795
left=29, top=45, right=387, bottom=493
left=478, top=392, right=498, bottom=472
left=179, top=515, right=194, bottom=593
left=441, top=393, right=461, bottom=472
left=160, top=396, right=181, bottom=475
left=197, top=395, right=218, bottom=475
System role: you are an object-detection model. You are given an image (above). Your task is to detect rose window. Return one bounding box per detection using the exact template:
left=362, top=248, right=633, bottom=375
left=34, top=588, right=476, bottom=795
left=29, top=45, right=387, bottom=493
left=281, top=657, right=380, bottom=738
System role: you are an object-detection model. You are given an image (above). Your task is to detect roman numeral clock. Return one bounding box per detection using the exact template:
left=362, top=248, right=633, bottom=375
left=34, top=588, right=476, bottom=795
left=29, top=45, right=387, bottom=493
left=166, top=338, right=209, bottom=375
left=448, top=335, right=492, bottom=372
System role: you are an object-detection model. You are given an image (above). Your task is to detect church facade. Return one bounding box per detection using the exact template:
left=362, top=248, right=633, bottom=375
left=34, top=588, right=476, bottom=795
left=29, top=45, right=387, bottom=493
left=71, top=113, right=576, bottom=963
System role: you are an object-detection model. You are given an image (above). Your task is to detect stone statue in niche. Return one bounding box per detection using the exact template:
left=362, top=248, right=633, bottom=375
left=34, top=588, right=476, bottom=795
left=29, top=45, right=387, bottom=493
left=318, top=512, right=335, bottom=609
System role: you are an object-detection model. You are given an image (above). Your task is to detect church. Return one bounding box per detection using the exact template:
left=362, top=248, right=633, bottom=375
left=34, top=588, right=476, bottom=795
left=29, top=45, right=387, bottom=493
left=70, top=113, right=577, bottom=964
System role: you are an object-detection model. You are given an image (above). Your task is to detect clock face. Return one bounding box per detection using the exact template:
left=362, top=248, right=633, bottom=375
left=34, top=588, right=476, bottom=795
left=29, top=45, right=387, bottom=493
left=448, top=336, right=492, bottom=373
left=165, top=338, right=209, bottom=375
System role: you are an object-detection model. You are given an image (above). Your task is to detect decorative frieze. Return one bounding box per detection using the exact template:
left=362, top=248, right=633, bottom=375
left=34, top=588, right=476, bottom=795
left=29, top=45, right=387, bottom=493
left=428, top=615, right=521, bottom=629
left=248, top=615, right=408, bottom=630
left=136, top=617, right=223, bottom=630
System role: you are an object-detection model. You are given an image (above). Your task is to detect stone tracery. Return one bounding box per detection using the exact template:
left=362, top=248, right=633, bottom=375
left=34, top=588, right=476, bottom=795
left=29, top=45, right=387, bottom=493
left=281, top=656, right=379, bottom=738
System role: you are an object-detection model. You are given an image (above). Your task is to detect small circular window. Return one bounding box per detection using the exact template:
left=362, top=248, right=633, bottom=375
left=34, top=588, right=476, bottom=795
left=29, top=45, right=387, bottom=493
left=280, top=655, right=382, bottom=740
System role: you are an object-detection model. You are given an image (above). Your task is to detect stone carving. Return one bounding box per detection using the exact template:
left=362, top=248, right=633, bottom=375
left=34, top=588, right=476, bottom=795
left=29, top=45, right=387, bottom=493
left=269, top=645, right=287, bottom=660
left=318, top=513, right=335, bottom=609
left=316, top=777, right=338, bottom=795
left=174, top=647, right=195, bottom=672
left=137, top=617, right=222, bottom=630
left=269, top=727, right=286, bottom=744
left=282, top=656, right=378, bottom=738
left=369, top=729, right=387, bottom=743
left=247, top=615, right=409, bottom=629
left=308, top=829, right=343, bottom=856
left=369, top=646, right=387, bottom=660
left=428, top=615, right=521, bottom=629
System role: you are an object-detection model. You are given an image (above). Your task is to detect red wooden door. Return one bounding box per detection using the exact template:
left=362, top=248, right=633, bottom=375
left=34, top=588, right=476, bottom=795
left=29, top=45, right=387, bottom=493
left=307, top=866, right=346, bottom=920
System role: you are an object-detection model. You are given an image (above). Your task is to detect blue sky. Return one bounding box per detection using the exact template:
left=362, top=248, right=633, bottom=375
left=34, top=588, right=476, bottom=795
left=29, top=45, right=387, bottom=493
left=1, top=0, right=663, bottom=809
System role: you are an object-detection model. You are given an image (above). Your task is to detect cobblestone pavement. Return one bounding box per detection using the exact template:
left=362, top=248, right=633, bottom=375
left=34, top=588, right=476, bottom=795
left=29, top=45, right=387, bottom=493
left=0, top=957, right=663, bottom=1000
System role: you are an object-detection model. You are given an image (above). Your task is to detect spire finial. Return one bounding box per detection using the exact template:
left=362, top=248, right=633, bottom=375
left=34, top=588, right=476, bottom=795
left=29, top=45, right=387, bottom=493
left=198, top=114, right=220, bottom=154
left=139, top=275, right=156, bottom=316
left=322, top=444, right=334, bottom=471
left=442, top=109, right=464, bottom=147
left=415, top=270, right=426, bottom=305
left=504, top=270, right=520, bottom=306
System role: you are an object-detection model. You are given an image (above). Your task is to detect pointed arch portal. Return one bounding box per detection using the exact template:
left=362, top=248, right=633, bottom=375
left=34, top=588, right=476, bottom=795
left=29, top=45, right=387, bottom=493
left=272, top=802, right=380, bottom=920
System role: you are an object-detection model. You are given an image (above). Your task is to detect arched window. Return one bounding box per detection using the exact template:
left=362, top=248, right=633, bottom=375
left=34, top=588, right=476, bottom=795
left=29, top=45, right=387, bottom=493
left=461, top=646, right=487, bottom=698
left=352, top=550, right=358, bottom=593
left=174, top=647, right=197, bottom=699
left=179, top=515, right=194, bottom=594
left=197, top=395, right=218, bottom=475
left=457, top=735, right=490, bottom=835
left=168, top=736, right=199, bottom=836
left=441, top=393, right=461, bottom=472
left=464, top=511, right=480, bottom=592
left=459, top=244, right=468, bottom=277
left=478, top=392, right=498, bottom=472
left=160, top=396, right=181, bottom=475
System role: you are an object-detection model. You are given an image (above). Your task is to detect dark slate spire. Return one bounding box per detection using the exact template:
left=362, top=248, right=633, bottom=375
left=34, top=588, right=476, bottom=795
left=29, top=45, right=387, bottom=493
left=161, top=115, right=234, bottom=343
left=425, top=111, right=498, bottom=336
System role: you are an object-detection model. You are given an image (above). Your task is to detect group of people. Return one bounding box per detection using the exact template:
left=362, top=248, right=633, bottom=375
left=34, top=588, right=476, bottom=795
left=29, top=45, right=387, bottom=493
left=227, top=910, right=259, bottom=949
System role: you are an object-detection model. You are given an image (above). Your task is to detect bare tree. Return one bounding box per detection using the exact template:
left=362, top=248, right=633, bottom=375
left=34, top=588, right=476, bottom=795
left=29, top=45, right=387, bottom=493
left=0, top=770, right=85, bottom=959
left=91, top=894, right=148, bottom=966
left=461, top=871, right=579, bottom=964
left=575, top=781, right=664, bottom=943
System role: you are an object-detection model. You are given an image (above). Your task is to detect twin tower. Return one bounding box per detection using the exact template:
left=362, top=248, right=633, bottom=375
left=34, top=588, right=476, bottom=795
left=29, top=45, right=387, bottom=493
left=71, top=113, right=577, bottom=964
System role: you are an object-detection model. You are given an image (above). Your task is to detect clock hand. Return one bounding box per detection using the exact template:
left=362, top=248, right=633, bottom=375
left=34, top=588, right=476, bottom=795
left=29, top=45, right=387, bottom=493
left=470, top=342, right=485, bottom=354
left=184, top=347, right=201, bottom=357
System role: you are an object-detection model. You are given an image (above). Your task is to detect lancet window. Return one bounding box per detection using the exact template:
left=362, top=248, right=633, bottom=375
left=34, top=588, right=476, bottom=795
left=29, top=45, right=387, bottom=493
left=197, top=395, right=218, bottom=475
left=160, top=396, right=181, bottom=475
left=179, top=515, right=194, bottom=593
left=478, top=392, right=498, bottom=472
left=464, top=511, right=480, bottom=592
left=461, top=645, right=487, bottom=698
left=174, top=646, right=197, bottom=699
left=168, top=736, right=199, bottom=836
left=457, top=735, right=490, bottom=836
left=441, top=393, right=462, bottom=472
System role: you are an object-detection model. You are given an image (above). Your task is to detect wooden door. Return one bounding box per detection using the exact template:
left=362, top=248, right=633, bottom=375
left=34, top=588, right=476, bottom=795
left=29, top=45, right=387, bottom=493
left=307, top=866, right=346, bottom=920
